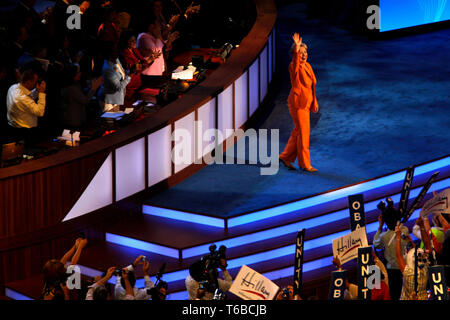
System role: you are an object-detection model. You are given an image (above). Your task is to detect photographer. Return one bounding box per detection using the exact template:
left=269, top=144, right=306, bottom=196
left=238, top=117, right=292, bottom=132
left=185, top=245, right=232, bottom=300
left=150, top=280, right=168, bottom=300
left=114, top=255, right=155, bottom=300
left=41, top=237, right=88, bottom=300
left=85, top=266, right=116, bottom=300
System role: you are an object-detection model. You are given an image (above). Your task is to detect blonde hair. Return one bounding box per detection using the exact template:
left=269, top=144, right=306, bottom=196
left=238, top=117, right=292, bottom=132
left=290, top=42, right=307, bottom=55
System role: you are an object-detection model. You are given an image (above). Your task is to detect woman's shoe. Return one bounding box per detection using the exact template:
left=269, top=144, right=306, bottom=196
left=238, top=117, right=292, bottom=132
left=279, top=157, right=296, bottom=170
left=304, top=167, right=318, bottom=172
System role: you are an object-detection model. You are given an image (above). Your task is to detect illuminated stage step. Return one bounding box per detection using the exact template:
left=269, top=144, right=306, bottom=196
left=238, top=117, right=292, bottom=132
left=142, top=156, right=449, bottom=228
left=5, top=157, right=448, bottom=300
left=106, top=177, right=449, bottom=259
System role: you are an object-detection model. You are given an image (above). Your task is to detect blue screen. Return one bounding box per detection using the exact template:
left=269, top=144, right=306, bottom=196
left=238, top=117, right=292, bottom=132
left=380, top=0, right=450, bottom=32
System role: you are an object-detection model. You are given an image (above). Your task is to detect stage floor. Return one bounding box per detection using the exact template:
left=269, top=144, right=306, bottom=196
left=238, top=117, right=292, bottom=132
left=145, top=3, right=450, bottom=217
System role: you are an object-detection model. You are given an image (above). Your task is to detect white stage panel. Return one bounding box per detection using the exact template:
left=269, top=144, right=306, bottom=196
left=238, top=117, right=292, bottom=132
left=62, top=153, right=113, bottom=221
left=115, top=138, right=146, bottom=201
left=196, top=99, right=216, bottom=160
left=259, top=45, right=268, bottom=103
left=218, top=85, right=234, bottom=143
left=148, top=125, right=172, bottom=186
left=249, top=58, right=259, bottom=117
left=269, top=32, right=273, bottom=83
left=234, top=72, right=248, bottom=129
left=174, top=112, right=195, bottom=173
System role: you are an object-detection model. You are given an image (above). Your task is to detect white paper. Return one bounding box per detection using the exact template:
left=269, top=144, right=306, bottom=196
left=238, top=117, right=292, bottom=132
left=229, top=265, right=279, bottom=300
left=171, top=65, right=196, bottom=80
left=332, top=227, right=368, bottom=265
left=58, top=129, right=80, bottom=141
left=421, top=188, right=450, bottom=217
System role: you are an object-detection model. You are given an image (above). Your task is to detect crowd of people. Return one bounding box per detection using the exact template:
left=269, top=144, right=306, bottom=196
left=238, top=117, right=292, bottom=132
left=331, top=202, right=450, bottom=300
left=39, top=196, right=450, bottom=300
left=1, top=0, right=238, bottom=155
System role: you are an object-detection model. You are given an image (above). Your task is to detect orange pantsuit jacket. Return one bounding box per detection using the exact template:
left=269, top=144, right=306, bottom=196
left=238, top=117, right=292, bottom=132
left=287, top=51, right=319, bottom=113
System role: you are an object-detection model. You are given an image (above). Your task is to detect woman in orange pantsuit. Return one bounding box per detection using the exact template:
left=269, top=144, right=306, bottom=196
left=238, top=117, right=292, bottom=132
left=279, top=33, right=319, bottom=172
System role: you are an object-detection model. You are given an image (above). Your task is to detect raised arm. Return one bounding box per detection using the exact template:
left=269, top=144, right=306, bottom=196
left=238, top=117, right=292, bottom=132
left=70, top=238, right=88, bottom=266
left=291, top=33, right=302, bottom=70
left=435, top=212, right=449, bottom=229
left=416, top=217, right=432, bottom=253
left=395, top=224, right=406, bottom=273
left=121, top=269, right=135, bottom=299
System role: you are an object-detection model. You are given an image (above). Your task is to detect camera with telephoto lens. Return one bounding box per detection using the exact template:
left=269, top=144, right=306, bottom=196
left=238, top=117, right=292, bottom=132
left=199, top=244, right=227, bottom=293
left=147, top=263, right=168, bottom=300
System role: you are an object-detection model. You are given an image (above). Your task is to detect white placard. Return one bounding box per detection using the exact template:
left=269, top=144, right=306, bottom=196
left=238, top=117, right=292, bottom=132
left=58, top=129, right=80, bottom=141
left=229, top=265, right=279, bottom=300
left=332, top=227, right=368, bottom=265
left=421, top=188, right=450, bottom=217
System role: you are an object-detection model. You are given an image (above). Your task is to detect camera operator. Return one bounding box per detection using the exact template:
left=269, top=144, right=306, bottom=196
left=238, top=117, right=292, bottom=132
left=185, top=246, right=232, bottom=300
left=114, top=255, right=155, bottom=300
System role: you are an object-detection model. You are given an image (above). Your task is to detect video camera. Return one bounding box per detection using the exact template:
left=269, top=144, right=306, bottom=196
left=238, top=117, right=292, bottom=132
left=147, top=262, right=168, bottom=300
left=198, top=244, right=227, bottom=293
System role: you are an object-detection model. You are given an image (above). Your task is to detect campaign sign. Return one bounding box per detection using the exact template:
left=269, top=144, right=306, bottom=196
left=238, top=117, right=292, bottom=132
left=332, top=227, right=369, bottom=265
left=399, top=166, right=414, bottom=216
left=293, top=229, right=305, bottom=296
left=348, top=194, right=366, bottom=231
left=229, top=265, right=279, bottom=300
left=357, top=246, right=373, bottom=300
left=421, top=188, right=450, bottom=218
left=402, top=171, right=439, bottom=223
left=428, top=265, right=448, bottom=300
left=328, top=271, right=347, bottom=300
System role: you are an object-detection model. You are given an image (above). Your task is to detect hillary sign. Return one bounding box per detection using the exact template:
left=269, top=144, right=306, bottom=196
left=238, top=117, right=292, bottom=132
left=332, top=227, right=369, bottom=265
left=420, top=189, right=450, bottom=218
left=229, top=265, right=279, bottom=300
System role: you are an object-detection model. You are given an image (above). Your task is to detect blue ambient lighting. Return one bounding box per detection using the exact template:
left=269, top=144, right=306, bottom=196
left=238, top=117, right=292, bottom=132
left=111, top=178, right=448, bottom=259
left=5, top=288, right=33, bottom=300
left=105, top=233, right=180, bottom=259
left=166, top=291, right=189, bottom=300
left=228, top=158, right=449, bottom=227
left=121, top=209, right=422, bottom=288
left=142, top=205, right=225, bottom=228
left=380, top=0, right=450, bottom=32
left=181, top=178, right=449, bottom=258
left=141, top=158, right=449, bottom=229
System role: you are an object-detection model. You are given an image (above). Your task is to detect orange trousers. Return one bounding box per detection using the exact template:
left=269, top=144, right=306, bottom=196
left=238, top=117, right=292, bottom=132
left=280, top=104, right=311, bottom=169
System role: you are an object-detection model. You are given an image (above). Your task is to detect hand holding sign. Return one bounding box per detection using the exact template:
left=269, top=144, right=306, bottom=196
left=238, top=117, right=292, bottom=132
left=229, top=265, right=279, bottom=300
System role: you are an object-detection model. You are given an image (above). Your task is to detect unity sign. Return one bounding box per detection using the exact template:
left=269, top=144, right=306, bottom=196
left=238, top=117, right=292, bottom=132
left=330, top=194, right=383, bottom=300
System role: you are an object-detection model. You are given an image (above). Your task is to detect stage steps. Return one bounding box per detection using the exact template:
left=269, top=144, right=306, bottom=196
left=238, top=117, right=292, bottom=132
left=4, top=159, right=449, bottom=300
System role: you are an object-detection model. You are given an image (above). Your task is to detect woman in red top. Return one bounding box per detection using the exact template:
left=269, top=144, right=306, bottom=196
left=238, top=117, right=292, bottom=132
left=118, top=31, right=160, bottom=103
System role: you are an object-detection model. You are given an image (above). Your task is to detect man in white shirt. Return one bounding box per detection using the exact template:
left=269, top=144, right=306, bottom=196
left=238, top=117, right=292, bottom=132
left=6, top=68, right=46, bottom=149
left=114, top=255, right=155, bottom=300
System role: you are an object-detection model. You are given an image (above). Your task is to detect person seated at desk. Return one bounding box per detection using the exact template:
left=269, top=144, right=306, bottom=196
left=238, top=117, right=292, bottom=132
left=98, top=44, right=131, bottom=113
left=6, top=68, right=46, bottom=152
left=137, top=15, right=179, bottom=78
left=118, top=30, right=160, bottom=104
left=60, top=64, right=103, bottom=129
